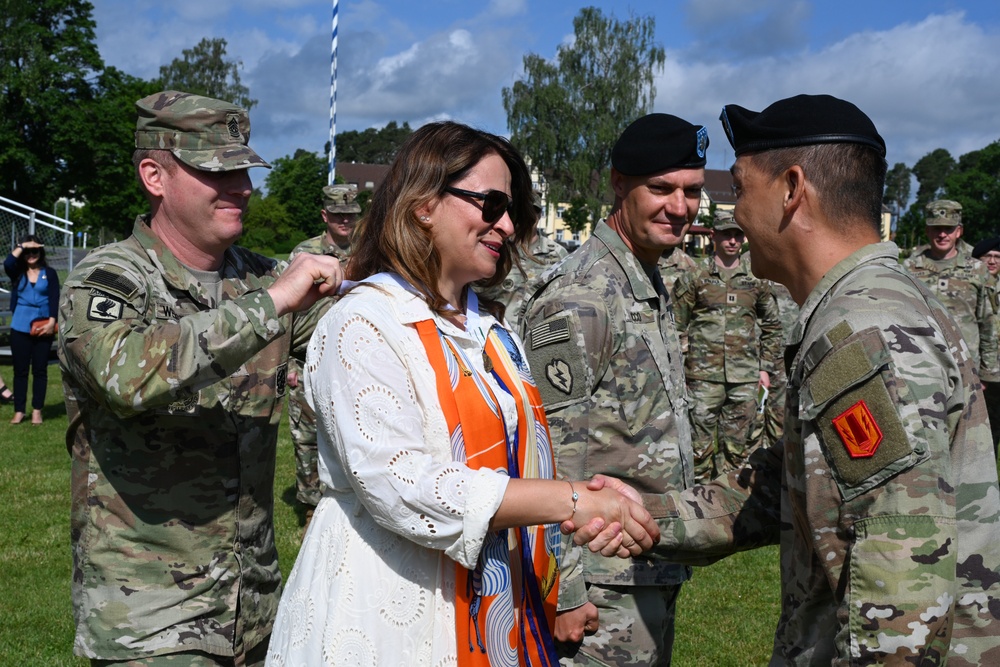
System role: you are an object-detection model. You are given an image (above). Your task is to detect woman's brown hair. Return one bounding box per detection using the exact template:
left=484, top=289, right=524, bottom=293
left=348, top=121, right=536, bottom=317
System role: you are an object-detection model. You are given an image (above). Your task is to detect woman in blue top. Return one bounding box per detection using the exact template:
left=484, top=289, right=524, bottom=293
left=4, top=235, right=60, bottom=425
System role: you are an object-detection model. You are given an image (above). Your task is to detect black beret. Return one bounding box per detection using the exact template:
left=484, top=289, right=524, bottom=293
left=612, top=113, right=709, bottom=175
left=719, top=94, right=886, bottom=157
left=972, top=236, right=1000, bottom=259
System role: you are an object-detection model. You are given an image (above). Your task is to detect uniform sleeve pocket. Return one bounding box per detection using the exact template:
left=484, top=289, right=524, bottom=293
left=848, top=514, right=957, bottom=660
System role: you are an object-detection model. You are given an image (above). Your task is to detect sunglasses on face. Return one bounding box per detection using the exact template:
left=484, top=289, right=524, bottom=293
left=444, top=186, right=515, bottom=224
left=24, top=248, right=41, bottom=256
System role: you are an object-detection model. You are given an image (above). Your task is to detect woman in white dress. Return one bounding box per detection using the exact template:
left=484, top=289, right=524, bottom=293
left=266, top=122, right=657, bottom=667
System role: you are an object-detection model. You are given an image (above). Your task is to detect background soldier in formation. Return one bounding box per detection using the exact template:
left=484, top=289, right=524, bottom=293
left=285, top=184, right=359, bottom=522
left=521, top=113, right=706, bottom=666
left=574, top=93, right=1000, bottom=664
left=755, top=280, right=798, bottom=448
left=57, top=91, right=342, bottom=665
left=672, top=210, right=781, bottom=481
left=479, top=190, right=567, bottom=331
left=972, top=235, right=1000, bottom=458
left=902, top=200, right=999, bottom=386
left=656, top=238, right=698, bottom=296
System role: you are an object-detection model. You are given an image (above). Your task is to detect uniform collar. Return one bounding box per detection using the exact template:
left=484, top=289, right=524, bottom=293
left=132, top=215, right=252, bottom=307
left=787, top=242, right=899, bottom=349
left=593, top=220, right=661, bottom=301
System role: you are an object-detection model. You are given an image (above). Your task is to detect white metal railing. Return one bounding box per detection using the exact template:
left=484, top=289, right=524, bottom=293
left=0, top=194, right=76, bottom=272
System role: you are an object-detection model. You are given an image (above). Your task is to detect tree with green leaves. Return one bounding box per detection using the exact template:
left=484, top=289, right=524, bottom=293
left=69, top=67, right=162, bottom=238
left=944, top=140, right=1000, bottom=241
left=159, top=37, right=256, bottom=109
left=264, top=149, right=327, bottom=240
left=503, top=7, right=665, bottom=232
left=242, top=190, right=297, bottom=255
left=0, top=0, right=103, bottom=208
left=337, top=121, right=413, bottom=164
left=912, top=148, right=955, bottom=209
left=883, top=161, right=912, bottom=243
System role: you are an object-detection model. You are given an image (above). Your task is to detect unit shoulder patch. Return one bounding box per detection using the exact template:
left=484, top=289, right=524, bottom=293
left=87, top=293, right=125, bottom=322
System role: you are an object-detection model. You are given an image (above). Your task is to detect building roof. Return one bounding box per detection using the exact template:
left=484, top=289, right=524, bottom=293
left=703, top=169, right=735, bottom=206
left=336, top=163, right=390, bottom=192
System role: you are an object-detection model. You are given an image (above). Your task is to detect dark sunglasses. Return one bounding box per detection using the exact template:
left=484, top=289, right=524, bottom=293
left=23, top=248, right=42, bottom=256
left=444, top=186, right=514, bottom=224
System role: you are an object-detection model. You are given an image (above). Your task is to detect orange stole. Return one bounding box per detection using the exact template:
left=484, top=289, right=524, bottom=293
left=415, top=319, right=559, bottom=667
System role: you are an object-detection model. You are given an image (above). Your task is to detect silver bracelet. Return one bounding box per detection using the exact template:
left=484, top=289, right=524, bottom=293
left=567, top=480, right=579, bottom=515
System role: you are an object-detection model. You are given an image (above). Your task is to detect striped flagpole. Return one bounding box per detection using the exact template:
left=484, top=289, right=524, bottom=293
left=328, top=0, right=339, bottom=184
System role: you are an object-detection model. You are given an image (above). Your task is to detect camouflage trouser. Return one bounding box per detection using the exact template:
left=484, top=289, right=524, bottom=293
left=287, top=359, right=320, bottom=507
left=687, top=379, right=760, bottom=482
left=751, top=367, right=787, bottom=450
left=91, top=638, right=268, bottom=667
left=557, top=583, right=681, bottom=666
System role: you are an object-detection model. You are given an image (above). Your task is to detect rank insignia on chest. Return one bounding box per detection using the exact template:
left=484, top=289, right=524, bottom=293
left=831, top=399, right=883, bottom=458
left=938, top=278, right=948, bottom=291
left=727, top=293, right=737, bottom=304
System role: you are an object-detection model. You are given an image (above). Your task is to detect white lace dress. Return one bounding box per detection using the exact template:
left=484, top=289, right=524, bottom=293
left=266, top=276, right=518, bottom=667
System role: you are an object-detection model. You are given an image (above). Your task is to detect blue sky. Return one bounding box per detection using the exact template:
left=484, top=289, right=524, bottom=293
left=93, top=0, right=1000, bottom=175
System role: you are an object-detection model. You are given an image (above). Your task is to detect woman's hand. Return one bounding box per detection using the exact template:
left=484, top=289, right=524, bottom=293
left=566, top=478, right=659, bottom=558
left=561, top=475, right=655, bottom=557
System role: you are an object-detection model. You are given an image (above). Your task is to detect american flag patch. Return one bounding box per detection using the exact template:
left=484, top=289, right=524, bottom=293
left=530, top=317, right=571, bottom=349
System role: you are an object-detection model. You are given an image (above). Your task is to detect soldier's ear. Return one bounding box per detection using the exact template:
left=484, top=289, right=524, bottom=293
left=139, top=158, right=168, bottom=198
left=783, top=165, right=806, bottom=213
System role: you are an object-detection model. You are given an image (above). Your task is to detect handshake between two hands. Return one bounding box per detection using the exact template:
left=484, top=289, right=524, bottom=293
left=560, top=475, right=659, bottom=559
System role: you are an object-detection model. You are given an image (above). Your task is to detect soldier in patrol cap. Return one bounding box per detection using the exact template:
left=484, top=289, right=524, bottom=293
left=571, top=94, right=1000, bottom=664
left=520, top=113, right=706, bottom=666
left=57, top=91, right=343, bottom=666
left=285, top=183, right=361, bottom=521
left=902, top=199, right=998, bottom=386
left=672, top=208, right=781, bottom=482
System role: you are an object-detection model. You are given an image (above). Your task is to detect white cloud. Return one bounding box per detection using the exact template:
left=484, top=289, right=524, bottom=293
left=656, top=12, right=1000, bottom=169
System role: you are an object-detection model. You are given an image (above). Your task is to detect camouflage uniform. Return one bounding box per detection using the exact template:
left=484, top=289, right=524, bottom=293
left=901, top=251, right=998, bottom=381
left=285, top=233, right=349, bottom=507
left=479, top=231, right=568, bottom=331
left=656, top=245, right=698, bottom=296
left=902, top=200, right=998, bottom=383
left=59, top=216, right=324, bottom=660
left=521, top=220, right=693, bottom=666
left=58, top=91, right=319, bottom=663
left=672, top=254, right=781, bottom=481
left=642, top=243, right=1000, bottom=664
left=758, top=281, right=799, bottom=448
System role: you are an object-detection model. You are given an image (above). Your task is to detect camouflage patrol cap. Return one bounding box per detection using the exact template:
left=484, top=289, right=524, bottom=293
left=322, top=184, right=361, bottom=213
left=712, top=209, right=741, bottom=232
left=925, top=199, right=962, bottom=227
left=134, top=91, right=270, bottom=172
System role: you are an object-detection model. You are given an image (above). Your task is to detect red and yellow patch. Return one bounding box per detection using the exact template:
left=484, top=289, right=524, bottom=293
left=831, top=399, right=883, bottom=458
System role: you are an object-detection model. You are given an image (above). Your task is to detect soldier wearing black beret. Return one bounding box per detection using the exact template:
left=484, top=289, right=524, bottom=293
left=520, top=113, right=708, bottom=665
left=571, top=94, right=1000, bottom=664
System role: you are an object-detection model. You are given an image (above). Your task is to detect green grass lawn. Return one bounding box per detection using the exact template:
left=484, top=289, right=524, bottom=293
left=0, top=366, right=781, bottom=665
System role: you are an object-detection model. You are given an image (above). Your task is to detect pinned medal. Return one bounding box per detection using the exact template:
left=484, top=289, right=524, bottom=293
left=831, top=399, right=883, bottom=458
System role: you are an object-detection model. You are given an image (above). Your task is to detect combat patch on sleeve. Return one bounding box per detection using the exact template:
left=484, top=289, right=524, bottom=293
left=87, top=293, right=125, bottom=322
left=523, top=313, right=591, bottom=408
left=82, top=266, right=140, bottom=300
left=803, top=327, right=915, bottom=498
